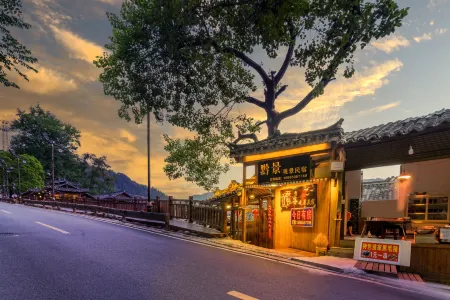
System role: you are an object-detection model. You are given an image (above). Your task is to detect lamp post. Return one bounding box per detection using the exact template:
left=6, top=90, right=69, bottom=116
left=42, top=133, right=67, bottom=200
left=6, top=167, right=13, bottom=198
left=0, top=159, right=5, bottom=198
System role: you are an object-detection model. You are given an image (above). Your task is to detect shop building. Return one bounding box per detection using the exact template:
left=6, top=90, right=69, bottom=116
left=228, top=120, right=345, bottom=252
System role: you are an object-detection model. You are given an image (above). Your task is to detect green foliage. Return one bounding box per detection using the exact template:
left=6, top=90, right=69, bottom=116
left=0, top=151, right=44, bottom=195
left=10, top=104, right=115, bottom=194
left=96, top=0, right=408, bottom=190
left=78, top=153, right=114, bottom=195
left=0, top=0, right=38, bottom=88
left=10, top=104, right=81, bottom=180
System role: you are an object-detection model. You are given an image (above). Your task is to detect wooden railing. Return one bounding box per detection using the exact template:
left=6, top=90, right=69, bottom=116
left=165, top=196, right=226, bottom=231
left=48, top=198, right=148, bottom=212
left=1, top=198, right=170, bottom=228
left=4, top=195, right=229, bottom=233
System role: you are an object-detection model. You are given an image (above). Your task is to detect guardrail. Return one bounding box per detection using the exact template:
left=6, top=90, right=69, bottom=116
left=13, top=199, right=170, bottom=229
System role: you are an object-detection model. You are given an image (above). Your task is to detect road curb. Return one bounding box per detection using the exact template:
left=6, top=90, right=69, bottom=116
left=290, top=258, right=344, bottom=273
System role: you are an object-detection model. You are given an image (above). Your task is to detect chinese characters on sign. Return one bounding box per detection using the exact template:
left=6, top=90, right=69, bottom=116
left=280, top=184, right=317, bottom=211
left=360, top=242, right=400, bottom=263
left=290, top=207, right=314, bottom=227
left=257, top=155, right=311, bottom=185
left=267, top=202, right=273, bottom=239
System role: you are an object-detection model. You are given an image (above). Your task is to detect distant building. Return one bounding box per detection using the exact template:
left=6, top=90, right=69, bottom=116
left=362, top=177, right=398, bottom=201
left=21, top=179, right=93, bottom=200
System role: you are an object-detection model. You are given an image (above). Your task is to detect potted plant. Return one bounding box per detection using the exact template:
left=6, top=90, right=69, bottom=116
left=313, top=233, right=329, bottom=256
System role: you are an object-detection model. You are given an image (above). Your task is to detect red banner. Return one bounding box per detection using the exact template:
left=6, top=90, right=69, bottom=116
left=290, top=207, right=314, bottom=227
left=267, top=203, right=273, bottom=239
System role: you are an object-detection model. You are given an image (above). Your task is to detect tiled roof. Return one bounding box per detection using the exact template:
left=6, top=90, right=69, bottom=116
left=229, top=119, right=344, bottom=159
left=96, top=191, right=134, bottom=200
left=343, top=109, right=450, bottom=144
left=362, top=177, right=398, bottom=201
left=228, top=109, right=450, bottom=159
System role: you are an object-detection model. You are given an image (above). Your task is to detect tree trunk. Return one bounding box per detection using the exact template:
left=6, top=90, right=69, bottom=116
left=266, top=118, right=280, bottom=137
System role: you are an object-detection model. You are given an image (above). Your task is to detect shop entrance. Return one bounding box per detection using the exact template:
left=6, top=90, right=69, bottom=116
left=243, top=196, right=274, bottom=249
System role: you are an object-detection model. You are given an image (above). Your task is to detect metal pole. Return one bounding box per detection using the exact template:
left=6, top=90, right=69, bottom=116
left=17, top=158, right=21, bottom=198
left=6, top=171, right=9, bottom=198
left=1, top=167, right=4, bottom=197
left=147, top=112, right=151, bottom=204
left=52, top=143, right=55, bottom=199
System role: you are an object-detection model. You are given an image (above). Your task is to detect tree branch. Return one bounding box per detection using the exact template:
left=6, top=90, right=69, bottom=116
left=274, top=43, right=295, bottom=85
left=278, top=78, right=335, bottom=120
left=245, top=96, right=266, bottom=109
left=274, top=20, right=297, bottom=85
left=275, top=85, right=288, bottom=99
left=255, top=120, right=267, bottom=127
left=278, top=21, right=356, bottom=122
left=220, top=45, right=271, bottom=86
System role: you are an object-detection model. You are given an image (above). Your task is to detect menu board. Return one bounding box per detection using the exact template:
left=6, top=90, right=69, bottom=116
left=353, top=237, right=412, bottom=267
left=280, top=184, right=317, bottom=211
left=360, top=241, right=399, bottom=262
left=290, top=207, right=314, bottom=227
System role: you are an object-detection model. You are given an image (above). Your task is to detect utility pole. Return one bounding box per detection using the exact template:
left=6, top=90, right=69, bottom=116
left=6, top=168, right=10, bottom=198
left=147, top=112, right=151, bottom=206
left=9, top=149, right=25, bottom=198
left=51, top=142, right=55, bottom=199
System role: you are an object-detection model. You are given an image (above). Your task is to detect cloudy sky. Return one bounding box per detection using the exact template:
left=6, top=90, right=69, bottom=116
left=1, top=0, right=449, bottom=197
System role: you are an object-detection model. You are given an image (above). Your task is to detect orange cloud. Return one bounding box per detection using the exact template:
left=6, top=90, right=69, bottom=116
left=49, top=25, right=106, bottom=64
left=357, top=101, right=401, bottom=116
left=278, top=59, right=403, bottom=113
left=413, top=33, right=432, bottom=43
left=120, top=129, right=137, bottom=143
left=371, top=35, right=410, bottom=53
left=10, top=64, right=77, bottom=94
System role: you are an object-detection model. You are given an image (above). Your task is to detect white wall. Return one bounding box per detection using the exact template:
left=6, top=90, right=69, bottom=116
left=403, top=158, right=450, bottom=196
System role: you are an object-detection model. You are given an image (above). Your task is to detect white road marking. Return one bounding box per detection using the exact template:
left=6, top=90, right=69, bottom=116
left=227, top=291, right=259, bottom=300
left=1, top=210, right=12, bottom=214
left=35, top=222, right=70, bottom=234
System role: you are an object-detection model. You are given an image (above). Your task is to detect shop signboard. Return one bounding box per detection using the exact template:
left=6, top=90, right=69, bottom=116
left=257, top=155, right=310, bottom=185
left=353, top=237, right=412, bottom=266
left=280, top=184, right=317, bottom=211
left=290, top=207, right=314, bottom=227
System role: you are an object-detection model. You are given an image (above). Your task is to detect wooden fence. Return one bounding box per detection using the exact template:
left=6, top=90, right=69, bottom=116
left=16, top=194, right=228, bottom=233
left=166, top=197, right=225, bottom=231
left=27, top=197, right=148, bottom=212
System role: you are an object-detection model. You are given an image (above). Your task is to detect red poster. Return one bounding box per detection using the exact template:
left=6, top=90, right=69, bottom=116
left=360, top=242, right=399, bottom=262
left=290, top=207, right=314, bottom=227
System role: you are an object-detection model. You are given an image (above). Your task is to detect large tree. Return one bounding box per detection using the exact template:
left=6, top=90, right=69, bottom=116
left=78, top=153, right=115, bottom=195
left=0, top=151, right=44, bottom=195
left=10, top=104, right=81, bottom=181
left=9, top=104, right=115, bottom=194
left=95, top=0, right=408, bottom=190
left=0, top=0, right=38, bottom=88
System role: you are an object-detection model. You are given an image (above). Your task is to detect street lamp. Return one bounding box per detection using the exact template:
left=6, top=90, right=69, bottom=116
left=41, top=133, right=67, bottom=199
left=6, top=166, right=13, bottom=198
left=9, top=149, right=26, bottom=199
left=0, top=159, right=5, bottom=198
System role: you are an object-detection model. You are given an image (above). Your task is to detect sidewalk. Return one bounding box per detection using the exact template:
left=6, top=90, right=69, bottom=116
left=204, top=237, right=359, bottom=273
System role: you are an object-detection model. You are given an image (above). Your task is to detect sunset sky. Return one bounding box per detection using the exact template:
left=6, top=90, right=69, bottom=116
left=1, top=0, right=449, bottom=198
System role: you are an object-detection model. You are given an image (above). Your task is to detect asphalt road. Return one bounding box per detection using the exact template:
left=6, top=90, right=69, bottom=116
left=0, top=203, right=447, bottom=300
